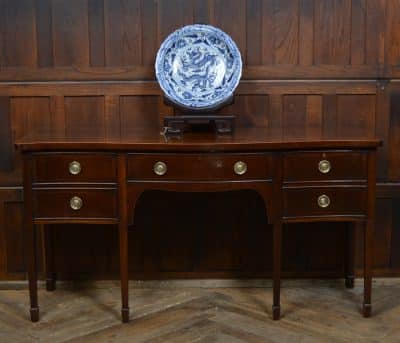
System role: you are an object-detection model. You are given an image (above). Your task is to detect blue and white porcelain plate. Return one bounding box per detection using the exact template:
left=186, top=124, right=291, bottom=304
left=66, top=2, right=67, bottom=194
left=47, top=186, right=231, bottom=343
left=155, top=24, right=242, bottom=111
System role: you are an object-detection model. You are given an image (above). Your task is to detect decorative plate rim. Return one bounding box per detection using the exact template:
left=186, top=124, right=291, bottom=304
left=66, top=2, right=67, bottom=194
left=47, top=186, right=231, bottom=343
left=155, top=24, right=242, bottom=111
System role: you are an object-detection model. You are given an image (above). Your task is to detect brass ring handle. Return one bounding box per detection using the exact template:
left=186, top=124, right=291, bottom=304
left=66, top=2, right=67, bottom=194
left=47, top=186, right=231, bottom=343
left=317, top=194, right=330, bottom=208
left=318, top=160, right=331, bottom=174
left=153, top=161, right=167, bottom=176
left=70, top=196, right=83, bottom=210
left=234, top=161, right=247, bottom=175
left=69, top=161, right=82, bottom=175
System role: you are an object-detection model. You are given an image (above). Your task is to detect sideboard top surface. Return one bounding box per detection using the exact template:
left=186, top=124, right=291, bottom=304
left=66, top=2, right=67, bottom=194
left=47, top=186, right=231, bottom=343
left=15, top=128, right=381, bottom=152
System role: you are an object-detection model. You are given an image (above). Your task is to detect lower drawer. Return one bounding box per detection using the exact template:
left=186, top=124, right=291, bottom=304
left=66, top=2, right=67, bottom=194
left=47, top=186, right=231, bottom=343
left=33, top=189, right=117, bottom=220
left=283, top=187, right=367, bottom=219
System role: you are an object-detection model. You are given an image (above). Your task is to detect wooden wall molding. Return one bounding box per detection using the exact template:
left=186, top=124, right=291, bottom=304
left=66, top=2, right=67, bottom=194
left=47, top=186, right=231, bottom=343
left=0, top=80, right=378, bottom=96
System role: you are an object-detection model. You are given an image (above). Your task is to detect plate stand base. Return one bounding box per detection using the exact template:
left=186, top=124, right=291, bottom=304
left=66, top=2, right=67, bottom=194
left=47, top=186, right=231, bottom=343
left=162, top=115, right=235, bottom=135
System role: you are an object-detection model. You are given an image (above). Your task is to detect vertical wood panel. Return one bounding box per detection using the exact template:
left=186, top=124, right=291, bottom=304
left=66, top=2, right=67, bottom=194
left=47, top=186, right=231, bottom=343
left=158, top=0, right=193, bottom=42
left=65, top=96, right=105, bottom=138
left=141, top=0, right=158, bottom=65
left=0, top=190, right=23, bottom=279
left=390, top=199, right=400, bottom=268
left=299, top=0, right=314, bottom=66
left=274, top=0, right=299, bottom=64
left=306, top=95, right=322, bottom=138
left=221, top=95, right=269, bottom=128
left=365, top=0, right=385, bottom=65
left=246, top=0, right=262, bottom=65
left=4, top=201, right=24, bottom=272
left=337, top=95, right=376, bottom=138
left=374, top=199, right=392, bottom=268
left=0, top=0, right=37, bottom=67
left=268, top=94, right=283, bottom=137
left=104, top=95, right=120, bottom=139
left=104, top=0, right=142, bottom=66
left=212, top=0, right=246, bottom=55
left=120, top=96, right=160, bottom=135
left=351, top=0, right=366, bottom=65
left=283, top=95, right=307, bottom=138
left=375, top=81, right=390, bottom=180
left=314, top=0, right=351, bottom=64
left=52, top=0, right=90, bottom=66
left=193, top=0, right=209, bottom=24
left=50, top=96, right=65, bottom=135
left=35, top=0, right=53, bottom=67
left=11, top=97, right=52, bottom=141
left=261, top=0, right=275, bottom=64
left=385, top=0, right=400, bottom=67
left=88, top=0, right=105, bottom=67
left=322, top=95, right=338, bottom=138
left=0, top=97, right=12, bottom=172
left=388, top=90, right=400, bottom=180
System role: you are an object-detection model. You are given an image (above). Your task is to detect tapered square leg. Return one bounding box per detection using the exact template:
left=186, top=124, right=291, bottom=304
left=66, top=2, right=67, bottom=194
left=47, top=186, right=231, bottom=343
left=121, top=308, right=130, bottom=323
left=272, top=221, right=282, bottom=320
left=46, top=275, right=57, bottom=292
left=118, top=155, right=129, bottom=323
left=363, top=303, right=371, bottom=317
left=27, top=224, right=39, bottom=322
left=363, top=220, right=373, bottom=318
left=30, top=307, right=39, bottom=322
left=272, top=305, right=280, bottom=320
left=24, top=156, right=39, bottom=322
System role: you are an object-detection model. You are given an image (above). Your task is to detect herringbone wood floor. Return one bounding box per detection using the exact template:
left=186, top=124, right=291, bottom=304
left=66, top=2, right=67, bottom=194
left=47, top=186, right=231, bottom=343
left=0, top=279, right=399, bottom=343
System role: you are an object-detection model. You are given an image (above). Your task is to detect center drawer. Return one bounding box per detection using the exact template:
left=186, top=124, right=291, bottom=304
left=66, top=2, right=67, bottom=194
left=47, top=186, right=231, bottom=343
left=127, top=153, right=273, bottom=181
left=33, top=189, right=117, bottom=219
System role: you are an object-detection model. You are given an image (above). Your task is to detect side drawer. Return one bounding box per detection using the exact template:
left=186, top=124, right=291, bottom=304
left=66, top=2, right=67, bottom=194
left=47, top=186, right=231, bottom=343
left=283, top=187, right=367, bottom=219
left=33, top=189, right=117, bottom=219
left=32, top=153, right=117, bottom=183
left=283, top=151, right=367, bottom=182
left=127, top=153, right=273, bottom=181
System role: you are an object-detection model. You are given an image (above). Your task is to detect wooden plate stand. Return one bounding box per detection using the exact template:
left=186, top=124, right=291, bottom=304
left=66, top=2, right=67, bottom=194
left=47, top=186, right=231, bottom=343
left=162, top=96, right=236, bottom=135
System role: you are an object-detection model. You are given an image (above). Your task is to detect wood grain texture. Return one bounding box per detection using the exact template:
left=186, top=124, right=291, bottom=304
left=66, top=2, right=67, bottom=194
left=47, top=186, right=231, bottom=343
left=365, top=0, right=385, bottom=66
left=314, top=0, right=351, bottom=65
left=64, top=96, right=105, bottom=138
left=35, top=0, right=53, bottom=67
left=0, top=189, right=23, bottom=280
left=104, top=0, right=142, bottom=66
left=11, top=97, right=52, bottom=141
left=0, top=0, right=398, bottom=79
left=52, top=0, right=89, bottom=66
left=0, top=97, right=12, bottom=172
left=299, top=0, right=314, bottom=66
left=351, top=0, right=367, bottom=65
left=274, top=0, right=299, bottom=64
left=388, top=88, right=400, bottom=181
left=0, top=0, right=37, bottom=67
left=88, top=0, right=105, bottom=67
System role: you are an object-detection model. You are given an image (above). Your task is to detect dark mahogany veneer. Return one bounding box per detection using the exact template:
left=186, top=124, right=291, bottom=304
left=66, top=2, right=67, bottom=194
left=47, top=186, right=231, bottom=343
left=16, top=128, right=381, bottom=323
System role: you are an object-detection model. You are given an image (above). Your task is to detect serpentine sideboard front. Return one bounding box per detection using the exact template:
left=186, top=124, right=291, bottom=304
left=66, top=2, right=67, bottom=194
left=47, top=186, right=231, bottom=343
left=16, top=128, right=381, bottom=323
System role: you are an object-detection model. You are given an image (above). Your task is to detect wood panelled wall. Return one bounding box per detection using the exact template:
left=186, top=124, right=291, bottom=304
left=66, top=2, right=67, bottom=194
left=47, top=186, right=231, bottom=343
left=0, top=0, right=400, bottom=280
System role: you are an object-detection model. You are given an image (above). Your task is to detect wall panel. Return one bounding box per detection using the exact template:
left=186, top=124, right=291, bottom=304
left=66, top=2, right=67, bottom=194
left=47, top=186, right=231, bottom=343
left=52, top=0, right=89, bottom=66
left=0, top=1, right=399, bottom=280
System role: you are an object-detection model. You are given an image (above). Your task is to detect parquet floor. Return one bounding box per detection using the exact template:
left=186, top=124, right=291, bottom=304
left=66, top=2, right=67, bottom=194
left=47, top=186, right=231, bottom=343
left=0, top=279, right=399, bottom=343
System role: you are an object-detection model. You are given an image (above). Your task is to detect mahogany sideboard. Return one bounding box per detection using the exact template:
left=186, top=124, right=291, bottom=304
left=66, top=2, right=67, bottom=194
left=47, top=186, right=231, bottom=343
left=16, top=128, right=381, bottom=323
